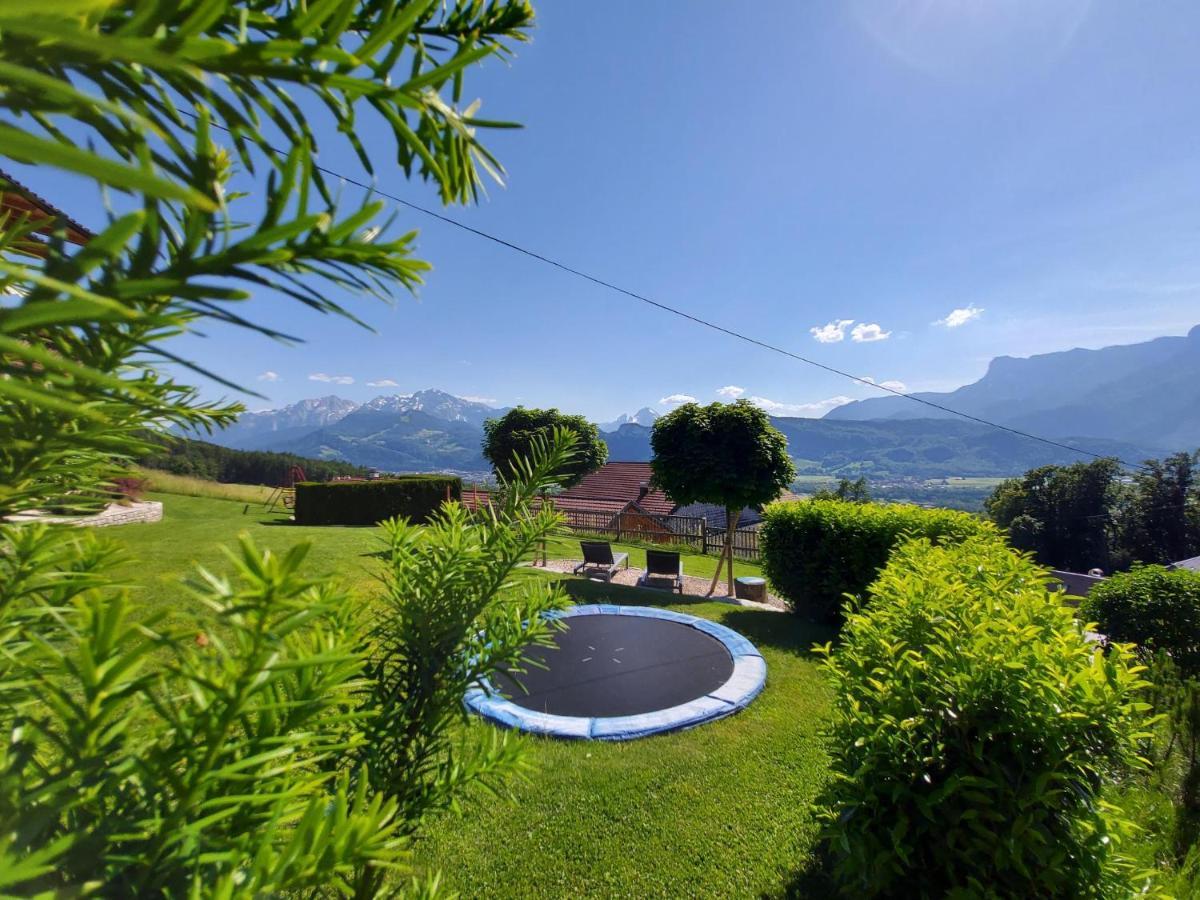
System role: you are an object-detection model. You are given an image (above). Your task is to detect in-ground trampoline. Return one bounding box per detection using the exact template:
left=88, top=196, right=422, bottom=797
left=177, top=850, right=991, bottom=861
left=464, top=605, right=766, bottom=740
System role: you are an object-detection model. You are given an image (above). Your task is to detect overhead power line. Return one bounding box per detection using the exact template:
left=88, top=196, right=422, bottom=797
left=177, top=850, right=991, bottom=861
left=178, top=107, right=1151, bottom=472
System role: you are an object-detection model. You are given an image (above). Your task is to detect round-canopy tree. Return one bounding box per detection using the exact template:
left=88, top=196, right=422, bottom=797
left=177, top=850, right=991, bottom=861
left=651, top=400, right=795, bottom=597
left=483, top=407, right=608, bottom=488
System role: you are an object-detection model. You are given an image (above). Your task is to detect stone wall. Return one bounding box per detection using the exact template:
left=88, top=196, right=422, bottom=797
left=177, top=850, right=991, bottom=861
left=6, top=500, right=163, bottom=528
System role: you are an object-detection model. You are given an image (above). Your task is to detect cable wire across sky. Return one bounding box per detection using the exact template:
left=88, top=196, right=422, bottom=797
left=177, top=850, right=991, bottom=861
left=180, top=107, right=1152, bottom=472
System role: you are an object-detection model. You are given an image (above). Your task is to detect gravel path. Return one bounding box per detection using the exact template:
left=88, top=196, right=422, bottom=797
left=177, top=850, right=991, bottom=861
left=532, top=558, right=788, bottom=612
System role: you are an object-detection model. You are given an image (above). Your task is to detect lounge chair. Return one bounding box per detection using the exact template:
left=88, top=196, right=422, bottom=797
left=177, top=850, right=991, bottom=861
left=638, top=549, right=683, bottom=594
left=573, top=541, right=628, bottom=582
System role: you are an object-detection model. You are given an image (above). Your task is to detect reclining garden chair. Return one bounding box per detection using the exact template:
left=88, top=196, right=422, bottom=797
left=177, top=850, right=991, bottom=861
left=637, top=549, right=684, bottom=594
left=573, top=541, right=628, bottom=582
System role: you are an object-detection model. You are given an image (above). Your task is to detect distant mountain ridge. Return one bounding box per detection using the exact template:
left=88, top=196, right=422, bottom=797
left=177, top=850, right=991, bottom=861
left=600, top=418, right=1159, bottom=478
left=200, top=379, right=1170, bottom=479
left=211, top=395, right=359, bottom=451
left=826, top=325, right=1200, bottom=449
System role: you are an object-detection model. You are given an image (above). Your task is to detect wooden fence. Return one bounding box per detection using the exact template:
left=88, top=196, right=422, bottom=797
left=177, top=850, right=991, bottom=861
left=554, top=507, right=761, bottom=561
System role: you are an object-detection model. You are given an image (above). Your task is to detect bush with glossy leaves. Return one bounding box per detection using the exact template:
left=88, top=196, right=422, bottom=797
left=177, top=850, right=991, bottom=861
left=818, top=538, right=1155, bottom=897
left=1082, top=565, right=1200, bottom=675
left=760, top=498, right=998, bottom=623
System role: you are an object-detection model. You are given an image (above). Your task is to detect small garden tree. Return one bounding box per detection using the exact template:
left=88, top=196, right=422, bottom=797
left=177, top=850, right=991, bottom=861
left=483, top=406, right=607, bottom=488
left=651, top=400, right=795, bottom=597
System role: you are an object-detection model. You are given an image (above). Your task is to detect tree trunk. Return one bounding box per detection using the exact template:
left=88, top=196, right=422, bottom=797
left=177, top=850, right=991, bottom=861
left=704, top=507, right=740, bottom=598
left=727, top=506, right=740, bottom=598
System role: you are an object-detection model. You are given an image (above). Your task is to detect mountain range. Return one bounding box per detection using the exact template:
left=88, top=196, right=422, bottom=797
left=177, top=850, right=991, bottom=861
left=599, top=407, right=660, bottom=432
left=198, top=329, right=1197, bottom=478
left=827, top=324, right=1200, bottom=450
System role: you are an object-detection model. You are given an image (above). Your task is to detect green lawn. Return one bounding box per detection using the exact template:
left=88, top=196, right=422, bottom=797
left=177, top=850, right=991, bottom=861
left=106, top=492, right=837, bottom=896
left=116, top=493, right=766, bottom=618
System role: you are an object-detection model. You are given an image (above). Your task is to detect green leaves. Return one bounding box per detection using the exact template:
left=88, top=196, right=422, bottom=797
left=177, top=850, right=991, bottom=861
left=650, top=399, right=795, bottom=513
left=760, top=498, right=999, bottom=623
left=0, top=125, right=216, bottom=210
left=818, top=538, right=1154, bottom=897
left=0, top=0, right=539, bottom=892
left=0, top=0, right=534, bottom=517
left=1081, top=565, right=1200, bottom=675
left=359, top=429, right=574, bottom=846
left=0, top=528, right=404, bottom=894
left=482, top=407, right=607, bottom=488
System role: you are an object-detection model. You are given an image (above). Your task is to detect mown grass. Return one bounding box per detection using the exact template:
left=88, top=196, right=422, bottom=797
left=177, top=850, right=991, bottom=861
left=105, top=492, right=836, bottom=896
left=413, top=579, right=836, bottom=898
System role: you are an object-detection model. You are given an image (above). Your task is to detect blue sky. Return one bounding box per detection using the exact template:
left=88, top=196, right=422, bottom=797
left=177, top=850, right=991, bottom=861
left=18, top=1, right=1200, bottom=419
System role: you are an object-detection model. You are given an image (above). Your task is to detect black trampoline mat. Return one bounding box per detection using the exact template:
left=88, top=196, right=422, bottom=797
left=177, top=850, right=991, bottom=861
left=493, top=614, right=734, bottom=717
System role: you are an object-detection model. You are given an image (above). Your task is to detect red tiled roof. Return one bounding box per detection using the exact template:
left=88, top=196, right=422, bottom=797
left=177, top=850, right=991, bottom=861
left=0, top=168, right=93, bottom=249
left=458, top=488, right=635, bottom=518
left=558, top=461, right=676, bottom=515
left=549, top=496, right=630, bottom=515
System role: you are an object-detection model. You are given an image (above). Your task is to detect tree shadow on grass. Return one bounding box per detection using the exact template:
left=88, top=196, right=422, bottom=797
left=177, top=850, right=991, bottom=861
left=554, top=577, right=716, bottom=610
left=762, top=849, right=840, bottom=899
left=718, top=609, right=837, bottom=659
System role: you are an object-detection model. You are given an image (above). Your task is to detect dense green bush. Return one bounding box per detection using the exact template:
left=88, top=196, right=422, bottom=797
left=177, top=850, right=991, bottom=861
left=819, top=538, right=1154, bottom=897
left=295, top=476, right=461, bottom=526
left=1082, top=566, right=1200, bottom=674
left=759, top=499, right=998, bottom=622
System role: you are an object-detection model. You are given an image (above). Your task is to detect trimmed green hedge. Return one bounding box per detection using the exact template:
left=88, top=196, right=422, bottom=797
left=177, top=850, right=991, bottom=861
left=294, top=476, right=461, bottom=526
left=819, top=538, right=1150, bottom=895
left=1081, top=565, right=1200, bottom=674
left=759, top=499, right=998, bottom=622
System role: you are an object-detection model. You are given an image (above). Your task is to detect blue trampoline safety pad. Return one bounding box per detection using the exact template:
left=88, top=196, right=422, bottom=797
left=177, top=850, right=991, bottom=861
left=464, top=605, right=767, bottom=741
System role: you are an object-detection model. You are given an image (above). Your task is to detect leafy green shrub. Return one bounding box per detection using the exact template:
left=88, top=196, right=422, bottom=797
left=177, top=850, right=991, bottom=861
left=759, top=499, right=998, bottom=622
left=295, top=475, right=462, bottom=526
left=0, top=0, right=542, bottom=887
left=819, top=538, right=1154, bottom=897
left=1082, top=566, right=1200, bottom=674
left=0, top=435, right=573, bottom=894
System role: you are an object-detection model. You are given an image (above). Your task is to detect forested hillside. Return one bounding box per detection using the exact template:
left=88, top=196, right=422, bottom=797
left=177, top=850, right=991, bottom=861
left=139, top=435, right=368, bottom=486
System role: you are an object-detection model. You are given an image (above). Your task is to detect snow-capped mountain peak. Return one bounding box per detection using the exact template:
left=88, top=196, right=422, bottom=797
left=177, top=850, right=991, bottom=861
left=361, top=389, right=502, bottom=426
left=600, top=407, right=660, bottom=432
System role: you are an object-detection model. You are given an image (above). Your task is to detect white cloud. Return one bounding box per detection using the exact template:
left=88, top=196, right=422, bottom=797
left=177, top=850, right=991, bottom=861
left=851, top=322, right=891, bottom=343
left=934, top=305, right=984, bottom=328
left=748, top=394, right=855, bottom=417
left=256, top=370, right=280, bottom=383
left=308, top=372, right=355, bottom=385
left=367, top=378, right=400, bottom=387
left=810, top=319, right=855, bottom=343
left=860, top=376, right=908, bottom=393
left=659, top=393, right=698, bottom=406
left=716, top=385, right=745, bottom=399
left=460, top=395, right=497, bottom=405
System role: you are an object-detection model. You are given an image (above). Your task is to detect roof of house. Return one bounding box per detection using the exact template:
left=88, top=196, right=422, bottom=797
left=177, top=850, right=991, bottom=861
left=457, top=488, right=632, bottom=518
left=1049, top=569, right=1105, bottom=598
left=671, top=502, right=762, bottom=531
left=1170, top=555, right=1200, bottom=572
left=0, top=168, right=93, bottom=248
left=557, top=461, right=676, bottom=516
left=460, top=466, right=804, bottom=524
